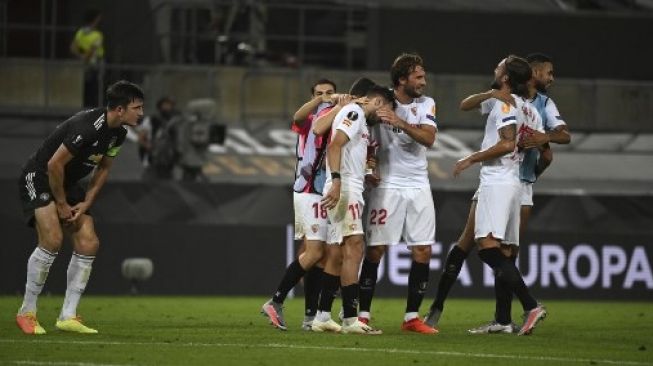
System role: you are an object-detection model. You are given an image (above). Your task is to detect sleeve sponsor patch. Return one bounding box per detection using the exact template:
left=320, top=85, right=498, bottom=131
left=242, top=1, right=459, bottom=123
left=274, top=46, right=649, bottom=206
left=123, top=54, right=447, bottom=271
left=501, top=103, right=511, bottom=113
left=342, top=118, right=353, bottom=127
left=346, top=111, right=358, bottom=121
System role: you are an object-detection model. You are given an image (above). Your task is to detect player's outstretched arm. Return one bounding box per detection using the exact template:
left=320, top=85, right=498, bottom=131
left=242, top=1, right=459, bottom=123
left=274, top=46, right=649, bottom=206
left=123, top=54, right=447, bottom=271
left=453, top=124, right=516, bottom=177
left=313, top=94, right=352, bottom=136
left=460, top=89, right=515, bottom=111
left=293, top=95, right=328, bottom=127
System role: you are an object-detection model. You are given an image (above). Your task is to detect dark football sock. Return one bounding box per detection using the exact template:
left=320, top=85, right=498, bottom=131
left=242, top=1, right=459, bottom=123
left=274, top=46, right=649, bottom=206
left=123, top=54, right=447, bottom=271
left=303, top=266, right=323, bottom=317
left=358, top=259, right=379, bottom=313
left=317, top=272, right=340, bottom=313
left=479, top=248, right=537, bottom=312
left=271, top=260, right=306, bottom=304
left=494, top=255, right=517, bottom=325
left=430, top=245, right=468, bottom=312
left=406, top=261, right=430, bottom=313
left=341, top=283, right=360, bottom=319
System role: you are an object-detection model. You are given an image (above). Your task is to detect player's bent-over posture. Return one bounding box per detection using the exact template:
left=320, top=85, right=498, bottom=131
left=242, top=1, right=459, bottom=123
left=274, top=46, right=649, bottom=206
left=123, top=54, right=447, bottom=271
left=16, top=80, right=144, bottom=335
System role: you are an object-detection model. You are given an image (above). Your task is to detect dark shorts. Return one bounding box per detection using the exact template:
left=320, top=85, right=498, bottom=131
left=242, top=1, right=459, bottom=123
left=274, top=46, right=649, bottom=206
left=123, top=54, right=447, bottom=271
left=18, top=169, right=87, bottom=227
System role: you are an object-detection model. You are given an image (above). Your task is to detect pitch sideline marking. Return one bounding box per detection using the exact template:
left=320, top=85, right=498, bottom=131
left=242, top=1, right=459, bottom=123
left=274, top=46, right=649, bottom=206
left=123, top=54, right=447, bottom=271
left=0, top=339, right=650, bottom=366
left=7, top=361, right=129, bottom=366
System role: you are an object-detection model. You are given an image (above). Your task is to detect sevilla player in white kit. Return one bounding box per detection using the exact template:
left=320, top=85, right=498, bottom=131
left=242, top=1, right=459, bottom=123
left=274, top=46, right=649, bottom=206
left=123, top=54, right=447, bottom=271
left=318, top=85, right=394, bottom=334
left=453, top=55, right=547, bottom=336
left=357, top=53, right=439, bottom=334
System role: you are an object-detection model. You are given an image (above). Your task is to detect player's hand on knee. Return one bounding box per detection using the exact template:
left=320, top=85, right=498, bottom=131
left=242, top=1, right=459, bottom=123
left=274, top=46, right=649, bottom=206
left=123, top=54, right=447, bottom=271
left=69, top=201, right=90, bottom=222
left=56, top=202, right=74, bottom=222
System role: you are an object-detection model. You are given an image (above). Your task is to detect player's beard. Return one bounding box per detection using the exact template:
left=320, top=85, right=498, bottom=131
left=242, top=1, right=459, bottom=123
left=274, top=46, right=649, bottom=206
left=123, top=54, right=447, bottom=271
left=534, top=80, right=548, bottom=93
left=404, top=84, right=422, bottom=98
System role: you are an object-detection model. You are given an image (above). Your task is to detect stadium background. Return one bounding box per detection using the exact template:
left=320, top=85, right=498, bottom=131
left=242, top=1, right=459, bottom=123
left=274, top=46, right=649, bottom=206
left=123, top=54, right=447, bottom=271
left=0, top=0, right=651, bottom=301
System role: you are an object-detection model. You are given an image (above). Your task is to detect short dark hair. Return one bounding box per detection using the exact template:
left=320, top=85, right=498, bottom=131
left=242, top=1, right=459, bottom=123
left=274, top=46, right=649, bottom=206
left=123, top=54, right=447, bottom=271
left=505, top=55, right=532, bottom=98
left=310, top=79, right=336, bottom=95
left=106, top=80, right=144, bottom=110
left=367, top=85, right=396, bottom=109
left=84, top=9, right=102, bottom=25
left=526, top=53, right=553, bottom=65
left=349, top=77, right=377, bottom=97
left=390, top=53, right=424, bottom=87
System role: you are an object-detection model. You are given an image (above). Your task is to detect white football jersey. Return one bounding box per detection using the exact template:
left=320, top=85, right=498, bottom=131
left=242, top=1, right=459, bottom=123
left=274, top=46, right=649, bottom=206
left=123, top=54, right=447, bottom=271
left=482, top=94, right=565, bottom=131
left=325, top=103, right=369, bottom=193
left=479, top=95, right=542, bottom=185
left=373, top=96, right=437, bottom=188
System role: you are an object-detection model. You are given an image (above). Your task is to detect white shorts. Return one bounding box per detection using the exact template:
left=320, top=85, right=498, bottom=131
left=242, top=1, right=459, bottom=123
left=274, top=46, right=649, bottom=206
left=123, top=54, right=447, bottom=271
left=521, top=182, right=533, bottom=206
left=324, top=187, right=365, bottom=245
left=366, top=187, right=436, bottom=246
left=473, top=183, right=533, bottom=207
left=293, top=192, right=328, bottom=242
left=474, top=184, right=521, bottom=246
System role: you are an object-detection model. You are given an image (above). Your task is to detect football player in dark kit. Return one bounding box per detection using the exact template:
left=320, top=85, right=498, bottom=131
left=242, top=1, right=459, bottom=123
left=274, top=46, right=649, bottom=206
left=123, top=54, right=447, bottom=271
left=15, top=80, right=144, bottom=335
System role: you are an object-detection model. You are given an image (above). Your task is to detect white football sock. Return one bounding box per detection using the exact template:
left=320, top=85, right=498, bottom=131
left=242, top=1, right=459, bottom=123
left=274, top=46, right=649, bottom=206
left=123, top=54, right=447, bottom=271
left=316, top=311, right=332, bottom=322
left=358, top=311, right=371, bottom=319
left=404, top=312, right=419, bottom=322
left=59, top=253, right=95, bottom=320
left=19, top=246, right=57, bottom=314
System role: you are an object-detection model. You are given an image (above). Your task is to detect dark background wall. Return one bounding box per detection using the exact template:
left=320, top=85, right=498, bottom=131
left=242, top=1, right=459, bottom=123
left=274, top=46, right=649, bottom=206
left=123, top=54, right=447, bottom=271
left=376, top=9, right=653, bottom=80
left=1, top=181, right=651, bottom=300
left=5, top=1, right=653, bottom=79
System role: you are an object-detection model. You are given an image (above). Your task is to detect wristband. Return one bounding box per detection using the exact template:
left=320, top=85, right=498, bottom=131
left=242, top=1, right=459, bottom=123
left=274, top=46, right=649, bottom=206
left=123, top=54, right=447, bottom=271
left=331, top=172, right=341, bottom=180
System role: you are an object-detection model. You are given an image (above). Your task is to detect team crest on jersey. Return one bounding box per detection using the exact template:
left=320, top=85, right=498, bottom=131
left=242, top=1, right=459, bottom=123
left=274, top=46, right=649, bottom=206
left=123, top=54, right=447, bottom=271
left=410, top=107, right=417, bottom=116
left=501, top=103, right=511, bottom=113
left=39, top=192, right=50, bottom=202
left=346, top=111, right=358, bottom=121
left=349, top=223, right=357, bottom=231
left=311, top=224, right=319, bottom=233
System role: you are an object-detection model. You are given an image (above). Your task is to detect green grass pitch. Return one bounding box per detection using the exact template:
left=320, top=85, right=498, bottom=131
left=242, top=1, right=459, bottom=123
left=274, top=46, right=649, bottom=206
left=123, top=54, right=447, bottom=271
left=0, top=296, right=651, bottom=365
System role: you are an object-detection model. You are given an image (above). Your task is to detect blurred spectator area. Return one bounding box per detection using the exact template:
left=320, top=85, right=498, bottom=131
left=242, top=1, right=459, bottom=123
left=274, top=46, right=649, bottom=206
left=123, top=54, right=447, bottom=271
left=0, top=58, right=651, bottom=134
left=0, top=0, right=651, bottom=192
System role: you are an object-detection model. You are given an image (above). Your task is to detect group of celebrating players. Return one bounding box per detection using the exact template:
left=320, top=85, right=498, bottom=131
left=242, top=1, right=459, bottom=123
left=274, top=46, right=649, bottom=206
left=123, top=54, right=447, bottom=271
left=11, top=51, right=568, bottom=337
left=261, top=52, right=570, bottom=335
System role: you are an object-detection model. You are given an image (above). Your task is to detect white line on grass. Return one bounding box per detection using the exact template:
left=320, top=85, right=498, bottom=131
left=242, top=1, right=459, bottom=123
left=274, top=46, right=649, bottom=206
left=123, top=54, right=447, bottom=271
left=7, top=361, right=130, bottom=366
left=1, top=339, right=649, bottom=366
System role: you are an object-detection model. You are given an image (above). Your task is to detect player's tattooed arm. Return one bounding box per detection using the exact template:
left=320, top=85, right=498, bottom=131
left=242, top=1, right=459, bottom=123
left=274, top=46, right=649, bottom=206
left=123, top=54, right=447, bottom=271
left=453, top=124, right=517, bottom=177
left=499, top=124, right=517, bottom=142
